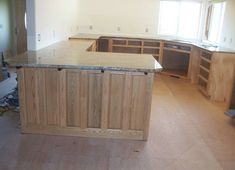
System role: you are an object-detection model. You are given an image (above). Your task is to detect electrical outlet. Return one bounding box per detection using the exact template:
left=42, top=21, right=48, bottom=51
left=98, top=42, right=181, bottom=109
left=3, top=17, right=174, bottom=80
left=117, top=26, right=121, bottom=31
left=0, top=24, right=3, bottom=29
left=37, top=34, right=41, bottom=42
left=230, top=38, right=233, bottom=44
left=145, top=28, right=149, bottom=33
left=77, top=26, right=79, bottom=31
left=89, top=25, right=93, bottom=30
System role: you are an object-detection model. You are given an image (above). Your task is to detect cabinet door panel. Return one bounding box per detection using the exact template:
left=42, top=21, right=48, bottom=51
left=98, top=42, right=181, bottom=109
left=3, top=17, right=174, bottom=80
left=44, top=69, right=60, bottom=126
left=130, top=76, right=147, bottom=130
left=67, top=70, right=81, bottom=127
left=88, top=72, right=103, bottom=128
left=108, top=73, right=125, bottom=129
left=24, top=68, right=39, bottom=124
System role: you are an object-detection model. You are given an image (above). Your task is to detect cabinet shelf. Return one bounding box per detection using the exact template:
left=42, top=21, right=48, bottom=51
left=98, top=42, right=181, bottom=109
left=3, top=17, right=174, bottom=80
left=163, top=47, right=191, bottom=54
left=198, top=75, right=208, bottom=83
left=199, top=65, right=210, bottom=73
left=201, top=57, right=211, bottom=64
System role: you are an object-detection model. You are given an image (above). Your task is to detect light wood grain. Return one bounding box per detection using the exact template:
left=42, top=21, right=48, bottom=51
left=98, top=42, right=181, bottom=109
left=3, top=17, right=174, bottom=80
left=18, top=68, right=155, bottom=140
left=88, top=71, right=103, bottom=128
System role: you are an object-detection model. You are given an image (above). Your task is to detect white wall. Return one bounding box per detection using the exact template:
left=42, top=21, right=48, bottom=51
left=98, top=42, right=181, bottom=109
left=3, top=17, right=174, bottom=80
left=219, top=0, right=235, bottom=49
left=27, top=0, right=79, bottom=50
left=78, top=0, right=160, bottom=37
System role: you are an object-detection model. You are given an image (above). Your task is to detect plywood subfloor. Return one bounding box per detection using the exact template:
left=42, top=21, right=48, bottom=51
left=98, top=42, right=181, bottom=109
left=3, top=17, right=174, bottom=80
left=0, top=75, right=235, bottom=170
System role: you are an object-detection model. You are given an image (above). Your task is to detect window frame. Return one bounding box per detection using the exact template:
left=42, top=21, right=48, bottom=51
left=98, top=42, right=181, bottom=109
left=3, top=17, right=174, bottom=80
left=158, top=0, right=204, bottom=41
left=204, top=1, right=226, bottom=44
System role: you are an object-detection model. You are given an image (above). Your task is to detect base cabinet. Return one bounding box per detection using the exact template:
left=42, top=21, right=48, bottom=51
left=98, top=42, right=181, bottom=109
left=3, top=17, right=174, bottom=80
left=17, top=68, right=154, bottom=140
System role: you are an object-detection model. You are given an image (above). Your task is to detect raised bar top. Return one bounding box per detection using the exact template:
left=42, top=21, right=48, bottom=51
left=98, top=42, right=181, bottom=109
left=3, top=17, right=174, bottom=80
left=7, top=40, right=162, bottom=73
left=70, top=34, right=235, bottom=54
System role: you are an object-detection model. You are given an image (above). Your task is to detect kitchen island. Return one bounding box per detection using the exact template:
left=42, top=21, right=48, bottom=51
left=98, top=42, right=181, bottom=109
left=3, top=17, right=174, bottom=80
left=9, top=39, right=162, bottom=140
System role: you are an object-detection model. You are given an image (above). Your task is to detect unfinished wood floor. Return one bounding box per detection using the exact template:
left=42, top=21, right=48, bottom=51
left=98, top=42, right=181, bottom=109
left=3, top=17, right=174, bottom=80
left=0, top=75, right=235, bottom=170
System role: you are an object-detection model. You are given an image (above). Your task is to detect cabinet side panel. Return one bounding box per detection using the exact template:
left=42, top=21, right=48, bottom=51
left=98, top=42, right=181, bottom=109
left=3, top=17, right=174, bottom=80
left=122, top=74, right=132, bottom=130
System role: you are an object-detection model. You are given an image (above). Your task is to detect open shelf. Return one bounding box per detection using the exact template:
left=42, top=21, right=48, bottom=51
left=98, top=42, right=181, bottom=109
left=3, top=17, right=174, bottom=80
left=162, top=50, right=190, bottom=78
left=161, top=69, right=188, bottom=78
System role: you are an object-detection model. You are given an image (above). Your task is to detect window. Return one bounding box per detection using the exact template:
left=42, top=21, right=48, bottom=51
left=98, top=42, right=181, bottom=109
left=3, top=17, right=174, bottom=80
left=206, top=1, right=226, bottom=43
left=158, top=0, right=202, bottom=40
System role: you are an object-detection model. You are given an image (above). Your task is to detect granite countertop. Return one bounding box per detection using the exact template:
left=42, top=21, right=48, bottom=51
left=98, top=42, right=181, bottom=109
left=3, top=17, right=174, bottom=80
left=7, top=40, right=162, bottom=73
left=71, top=34, right=235, bottom=54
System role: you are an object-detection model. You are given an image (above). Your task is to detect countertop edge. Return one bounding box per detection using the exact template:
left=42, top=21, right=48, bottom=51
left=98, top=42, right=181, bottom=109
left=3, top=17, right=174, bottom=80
left=11, top=63, right=163, bottom=73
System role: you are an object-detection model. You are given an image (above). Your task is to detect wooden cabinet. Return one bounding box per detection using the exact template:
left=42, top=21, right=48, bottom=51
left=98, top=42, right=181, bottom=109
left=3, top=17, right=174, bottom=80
left=96, top=37, right=194, bottom=79
left=197, top=50, right=212, bottom=96
left=162, top=42, right=192, bottom=79
left=97, top=37, right=109, bottom=52
left=225, top=72, right=235, bottom=118
left=17, top=67, right=154, bottom=140
left=97, top=37, right=162, bottom=61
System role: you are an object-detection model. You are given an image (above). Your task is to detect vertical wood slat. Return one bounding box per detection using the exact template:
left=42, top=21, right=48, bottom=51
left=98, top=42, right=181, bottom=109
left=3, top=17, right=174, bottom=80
left=59, top=69, right=67, bottom=127
left=80, top=70, right=88, bottom=129
left=88, top=71, right=103, bottom=128
left=143, top=73, right=154, bottom=140
left=45, top=69, right=60, bottom=126
left=101, top=72, right=110, bottom=129
left=67, top=70, right=81, bottom=127
left=24, top=68, right=38, bottom=124
left=36, top=69, right=47, bottom=126
left=122, top=73, right=132, bottom=130
left=17, top=68, right=27, bottom=127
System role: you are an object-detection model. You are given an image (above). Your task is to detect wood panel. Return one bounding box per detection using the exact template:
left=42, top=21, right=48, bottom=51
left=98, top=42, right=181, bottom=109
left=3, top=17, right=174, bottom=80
left=130, top=75, right=147, bottom=130
left=36, top=69, right=46, bottom=125
left=209, top=53, right=235, bottom=102
left=108, top=73, right=125, bottom=129
left=44, top=69, right=60, bottom=126
left=24, top=68, right=39, bottom=124
left=67, top=70, right=81, bottom=127
left=189, top=47, right=201, bottom=84
left=18, top=68, right=155, bottom=140
left=88, top=71, right=103, bottom=128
